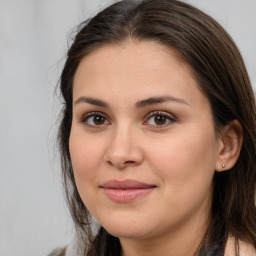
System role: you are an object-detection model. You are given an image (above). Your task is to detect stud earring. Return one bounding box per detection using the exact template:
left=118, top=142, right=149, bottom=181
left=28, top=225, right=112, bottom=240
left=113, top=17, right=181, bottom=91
left=222, top=164, right=225, bottom=169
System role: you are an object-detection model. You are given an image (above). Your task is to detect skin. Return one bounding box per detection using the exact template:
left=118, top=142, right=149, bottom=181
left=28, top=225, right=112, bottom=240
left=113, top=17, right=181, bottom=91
left=69, top=40, right=241, bottom=256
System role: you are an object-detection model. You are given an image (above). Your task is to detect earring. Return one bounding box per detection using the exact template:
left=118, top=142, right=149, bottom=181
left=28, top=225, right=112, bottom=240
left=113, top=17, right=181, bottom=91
left=222, top=164, right=225, bottom=169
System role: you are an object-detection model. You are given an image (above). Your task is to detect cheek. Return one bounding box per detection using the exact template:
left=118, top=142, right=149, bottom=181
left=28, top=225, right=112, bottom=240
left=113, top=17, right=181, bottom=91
left=69, top=129, right=105, bottom=188
left=144, top=131, right=218, bottom=219
left=69, top=130, right=108, bottom=216
left=146, top=129, right=218, bottom=186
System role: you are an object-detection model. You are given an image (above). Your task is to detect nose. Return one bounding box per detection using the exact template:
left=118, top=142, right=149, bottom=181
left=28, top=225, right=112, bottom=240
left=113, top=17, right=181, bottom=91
left=104, top=125, right=144, bottom=169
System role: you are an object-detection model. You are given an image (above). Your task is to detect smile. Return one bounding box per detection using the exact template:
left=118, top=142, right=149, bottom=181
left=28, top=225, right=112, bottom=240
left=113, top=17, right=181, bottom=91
left=100, top=179, right=157, bottom=203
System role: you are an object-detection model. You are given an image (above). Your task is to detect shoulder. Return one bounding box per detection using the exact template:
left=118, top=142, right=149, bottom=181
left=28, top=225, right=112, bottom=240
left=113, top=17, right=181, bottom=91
left=225, top=236, right=256, bottom=256
left=48, top=246, right=67, bottom=256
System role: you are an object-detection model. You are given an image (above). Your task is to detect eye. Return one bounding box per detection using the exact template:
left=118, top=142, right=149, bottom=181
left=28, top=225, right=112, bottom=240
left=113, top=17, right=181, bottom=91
left=145, top=111, right=176, bottom=127
left=80, top=112, right=110, bottom=127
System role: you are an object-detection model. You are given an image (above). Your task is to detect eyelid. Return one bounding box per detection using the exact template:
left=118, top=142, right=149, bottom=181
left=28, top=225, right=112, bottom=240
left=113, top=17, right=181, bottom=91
left=80, top=111, right=111, bottom=126
left=78, top=110, right=176, bottom=128
left=143, top=110, right=177, bottom=126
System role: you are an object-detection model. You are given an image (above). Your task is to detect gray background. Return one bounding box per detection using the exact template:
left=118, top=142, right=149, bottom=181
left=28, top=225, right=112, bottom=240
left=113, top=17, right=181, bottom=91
left=0, top=1, right=255, bottom=256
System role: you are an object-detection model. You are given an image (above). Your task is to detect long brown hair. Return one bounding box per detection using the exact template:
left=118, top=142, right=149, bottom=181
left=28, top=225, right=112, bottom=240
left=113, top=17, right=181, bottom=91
left=58, top=0, right=256, bottom=255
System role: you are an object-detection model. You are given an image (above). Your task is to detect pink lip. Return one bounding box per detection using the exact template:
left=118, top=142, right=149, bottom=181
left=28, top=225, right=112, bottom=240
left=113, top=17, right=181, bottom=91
left=100, top=179, right=156, bottom=203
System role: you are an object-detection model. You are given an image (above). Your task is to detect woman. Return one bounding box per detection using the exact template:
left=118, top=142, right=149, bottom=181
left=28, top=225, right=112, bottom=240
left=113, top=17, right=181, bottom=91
left=51, top=0, right=256, bottom=255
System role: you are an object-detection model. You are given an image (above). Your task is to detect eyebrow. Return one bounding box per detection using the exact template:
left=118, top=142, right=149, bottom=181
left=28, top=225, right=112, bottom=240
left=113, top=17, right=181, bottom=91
left=74, top=95, right=189, bottom=108
left=135, top=96, right=189, bottom=108
left=74, top=96, right=110, bottom=108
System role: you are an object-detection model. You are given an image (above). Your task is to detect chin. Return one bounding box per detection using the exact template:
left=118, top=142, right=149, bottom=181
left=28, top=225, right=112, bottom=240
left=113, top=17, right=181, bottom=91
left=106, top=227, right=149, bottom=240
left=100, top=218, right=153, bottom=240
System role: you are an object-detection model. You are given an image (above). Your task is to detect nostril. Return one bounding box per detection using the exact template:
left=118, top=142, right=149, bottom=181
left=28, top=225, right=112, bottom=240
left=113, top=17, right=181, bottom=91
left=106, top=159, right=137, bottom=169
left=124, top=160, right=136, bottom=165
left=106, top=160, right=114, bottom=166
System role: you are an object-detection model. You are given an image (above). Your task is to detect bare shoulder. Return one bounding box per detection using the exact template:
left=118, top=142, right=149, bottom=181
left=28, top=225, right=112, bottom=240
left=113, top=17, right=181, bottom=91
left=225, top=236, right=256, bottom=256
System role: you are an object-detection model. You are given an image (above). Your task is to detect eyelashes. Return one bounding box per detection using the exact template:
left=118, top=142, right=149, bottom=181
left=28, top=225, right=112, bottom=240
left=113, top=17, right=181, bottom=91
left=79, top=110, right=177, bottom=128
left=80, top=111, right=110, bottom=127
left=144, top=111, right=176, bottom=127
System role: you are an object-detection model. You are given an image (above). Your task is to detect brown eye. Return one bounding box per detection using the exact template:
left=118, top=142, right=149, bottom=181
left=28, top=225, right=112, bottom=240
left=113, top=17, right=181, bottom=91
left=81, top=112, right=110, bottom=127
left=154, top=115, right=167, bottom=125
left=93, top=115, right=105, bottom=125
left=145, top=112, right=176, bottom=127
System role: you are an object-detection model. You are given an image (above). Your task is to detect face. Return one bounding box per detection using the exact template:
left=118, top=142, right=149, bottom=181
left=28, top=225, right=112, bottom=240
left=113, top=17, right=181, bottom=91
left=69, top=41, right=222, bottom=242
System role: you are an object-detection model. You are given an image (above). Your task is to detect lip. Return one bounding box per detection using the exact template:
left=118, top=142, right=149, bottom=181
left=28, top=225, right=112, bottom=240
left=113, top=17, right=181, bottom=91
left=100, top=179, right=156, bottom=203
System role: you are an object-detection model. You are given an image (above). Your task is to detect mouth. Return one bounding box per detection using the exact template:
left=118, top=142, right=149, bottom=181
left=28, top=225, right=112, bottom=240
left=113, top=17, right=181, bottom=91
left=100, top=179, right=157, bottom=203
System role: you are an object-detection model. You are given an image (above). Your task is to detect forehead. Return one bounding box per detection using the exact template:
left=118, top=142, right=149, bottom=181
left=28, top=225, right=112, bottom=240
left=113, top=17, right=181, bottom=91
left=74, top=40, right=189, bottom=81
left=73, top=40, right=208, bottom=109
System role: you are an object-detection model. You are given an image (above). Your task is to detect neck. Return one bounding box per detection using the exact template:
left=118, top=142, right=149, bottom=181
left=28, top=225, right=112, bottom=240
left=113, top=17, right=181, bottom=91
left=119, top=208, right=211, bottom=256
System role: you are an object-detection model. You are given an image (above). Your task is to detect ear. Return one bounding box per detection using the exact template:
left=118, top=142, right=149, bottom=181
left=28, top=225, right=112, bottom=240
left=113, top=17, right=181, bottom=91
left=215, top=120, right=243, bottom=172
